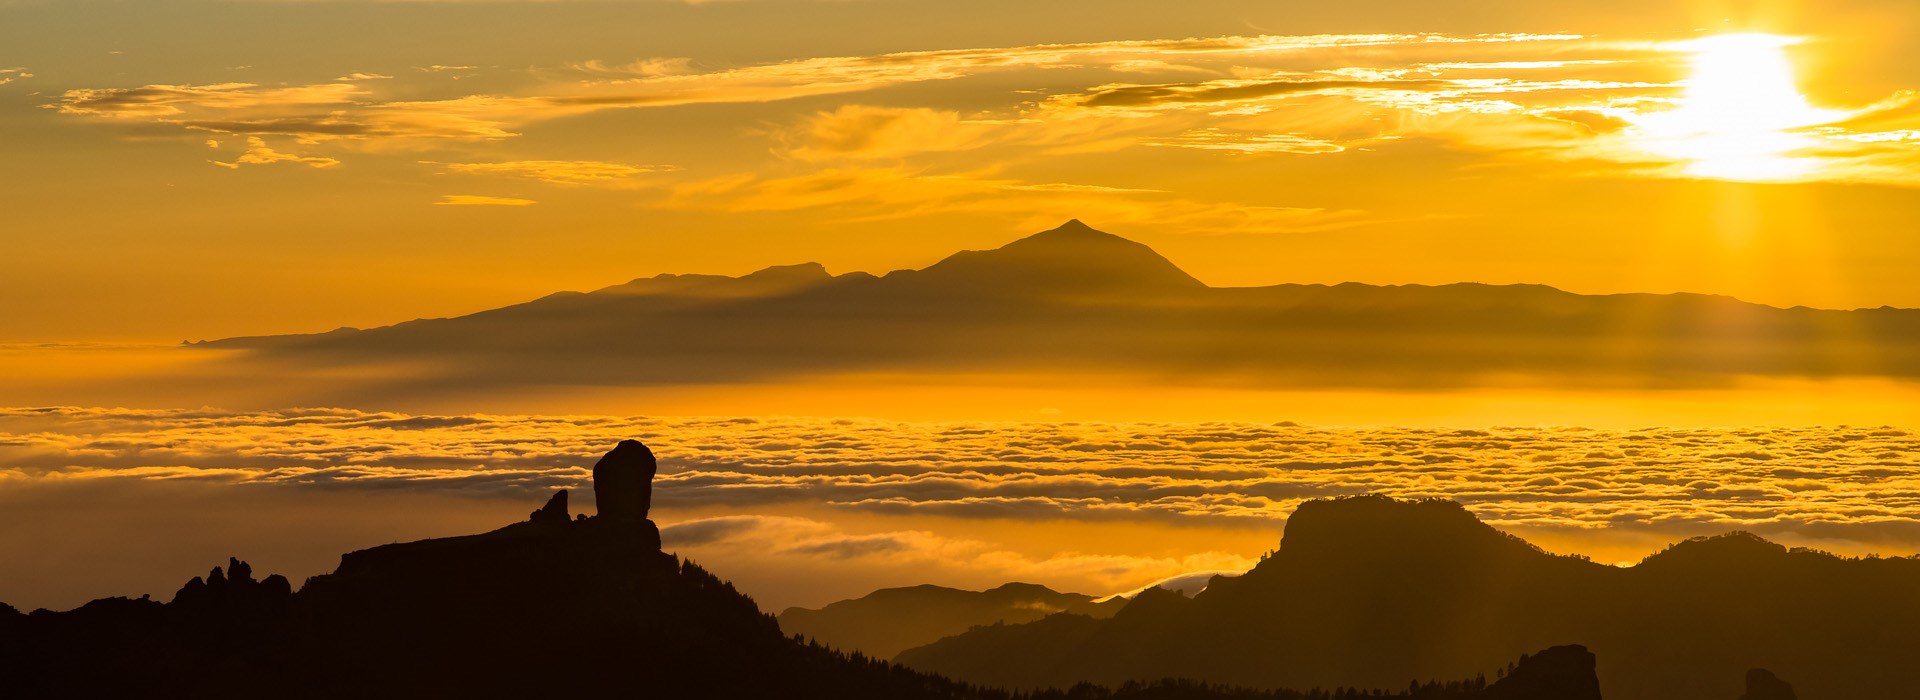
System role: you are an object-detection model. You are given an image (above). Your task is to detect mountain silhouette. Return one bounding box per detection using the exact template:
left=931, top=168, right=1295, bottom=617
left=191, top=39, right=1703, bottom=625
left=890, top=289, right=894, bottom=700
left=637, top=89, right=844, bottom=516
left=0, top=441, right=1602, bottom=700
left=0, top=440, right=979, bottom=699
left=188, top=220, right=1920, bottom=402
left=890, top=219, right=1205, bottom=297
left=779, top=581, right=1126, bottom=659
left=896, top=495, right=1920, bottom=700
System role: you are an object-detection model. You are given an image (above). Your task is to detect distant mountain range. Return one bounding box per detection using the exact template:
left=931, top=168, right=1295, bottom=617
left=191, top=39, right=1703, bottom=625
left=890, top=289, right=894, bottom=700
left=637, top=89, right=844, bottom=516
left=777, top=572, right=1247, bottom=661
left=195, top=220, right=1920, bottom=394
left=779, top=582, right=1127, bottom=659
left=0, top=440, right=1605, bottom=700
left=895, top=495, right=1913, bottom=700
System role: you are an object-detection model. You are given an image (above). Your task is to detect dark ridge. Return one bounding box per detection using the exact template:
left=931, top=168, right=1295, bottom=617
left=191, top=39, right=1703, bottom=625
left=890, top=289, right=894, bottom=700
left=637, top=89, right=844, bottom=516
left=900, top=495, right=1920, bottom=700
left=779, top=580, right=1125, bottom=660
left=0, top=442, right=1601, bottom=700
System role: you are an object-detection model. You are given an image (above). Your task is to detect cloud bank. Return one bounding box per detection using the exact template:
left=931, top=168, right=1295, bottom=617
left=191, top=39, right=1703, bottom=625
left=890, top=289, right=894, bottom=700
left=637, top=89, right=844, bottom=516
left=5, top=407, right=1916, bottom=545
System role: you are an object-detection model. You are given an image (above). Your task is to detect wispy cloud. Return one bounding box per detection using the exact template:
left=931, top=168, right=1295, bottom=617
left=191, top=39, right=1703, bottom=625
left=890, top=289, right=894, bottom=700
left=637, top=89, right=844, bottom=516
left=434, top=194, right=536, bottom=206
left=54, top=82, right=365, bottom=118
left=43, top=31, right=1920, bottom=192
left=1147, top=128, right=1352, bottom=155
left=211, top=137, right=341, bottom=169
left=664, top=166, right=1362, bottom=234
left=428, top=159, right=674, bottom=185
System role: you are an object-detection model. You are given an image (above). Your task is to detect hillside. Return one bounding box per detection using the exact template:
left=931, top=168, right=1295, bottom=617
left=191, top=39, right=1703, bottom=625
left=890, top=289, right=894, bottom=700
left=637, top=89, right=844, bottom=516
left=0, top=441, right=1606, bottom=700
left=779, top=581, right=1126, bottom=659
left=898, top=496, right=1919, bottom=699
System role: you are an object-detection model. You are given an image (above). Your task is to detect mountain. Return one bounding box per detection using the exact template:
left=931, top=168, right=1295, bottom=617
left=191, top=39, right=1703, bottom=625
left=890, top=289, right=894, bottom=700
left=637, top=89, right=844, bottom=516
left=778, top=581, right=1127, bottom=659
left=896, top=495, right=1920, bottom=700
left=893, top=219, right=1205, bottom=296
left=0, top=440, right=998, bottom=699
left=190, top=220, right=1920, bottom=400
left=0, top=440, right=1600, bottom=700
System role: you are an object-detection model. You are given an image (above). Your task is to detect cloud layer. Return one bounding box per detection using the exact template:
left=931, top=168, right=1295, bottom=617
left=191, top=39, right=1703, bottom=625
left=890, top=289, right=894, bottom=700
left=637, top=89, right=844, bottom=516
left=6, top=405, right=1918, bottom=611
left=5, top=407, right=1917, bottom=546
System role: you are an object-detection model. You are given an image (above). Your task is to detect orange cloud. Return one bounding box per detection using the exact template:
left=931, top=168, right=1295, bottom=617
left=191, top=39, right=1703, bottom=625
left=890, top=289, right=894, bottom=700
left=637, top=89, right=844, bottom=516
left=429, top=159, right=674, bottom=185
left=434, top=194, right=536, bottom=206
left=211, top=137, right=341, bottom=169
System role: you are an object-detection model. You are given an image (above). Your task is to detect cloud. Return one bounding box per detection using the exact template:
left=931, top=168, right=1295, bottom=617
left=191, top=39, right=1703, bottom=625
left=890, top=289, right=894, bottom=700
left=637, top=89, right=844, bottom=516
left=47, top=33, right=1586, bottom=153
left=434, top=194, right=536, bottom=206
left=211, top=137, right=341, bottom=169
left=428, top=159, right=674, bottom=185
left=664, top=166, right=1364, bottom=234
left=1148, top=128, right=1351, bottom=155
left=784, top=106, right=1000, bottom=160
left=45, top=30, right=1920, bottom=191
left=53, top=82, right=365, bottom=118
left=1068, top=78, right=1444, bottom=109
left=0, top=68, right=29, bottom=86
left=567, top=57, right=697, bottom=78
left=7, top=407, right=1920, bottom=609
left=335, top=72, right=394, bottom=82
left=4, top=408, right=1919, bottom=553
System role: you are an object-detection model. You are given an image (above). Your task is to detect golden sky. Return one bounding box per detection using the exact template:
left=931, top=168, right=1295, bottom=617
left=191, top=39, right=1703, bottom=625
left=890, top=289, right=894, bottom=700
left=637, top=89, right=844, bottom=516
left=4, top=0, right=1920, bottom=343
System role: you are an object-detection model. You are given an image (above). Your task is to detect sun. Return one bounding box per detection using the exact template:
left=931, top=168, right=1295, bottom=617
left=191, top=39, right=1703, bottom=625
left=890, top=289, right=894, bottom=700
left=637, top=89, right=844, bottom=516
left=1633, top=33, right=1843, bottom=181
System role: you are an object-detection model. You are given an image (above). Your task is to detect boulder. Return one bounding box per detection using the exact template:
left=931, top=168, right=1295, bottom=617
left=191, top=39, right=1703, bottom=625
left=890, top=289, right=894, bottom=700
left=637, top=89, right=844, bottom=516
left=592, top=440, right=657, bottom=521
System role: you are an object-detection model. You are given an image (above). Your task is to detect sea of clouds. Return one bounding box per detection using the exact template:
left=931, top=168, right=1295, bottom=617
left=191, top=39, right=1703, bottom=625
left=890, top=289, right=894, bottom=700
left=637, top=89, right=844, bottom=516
left=5, top=406, right=1917, bottom=545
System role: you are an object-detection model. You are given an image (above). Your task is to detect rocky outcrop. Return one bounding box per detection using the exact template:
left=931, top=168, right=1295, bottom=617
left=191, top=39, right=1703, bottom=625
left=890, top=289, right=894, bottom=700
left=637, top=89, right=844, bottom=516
left=171, top=557, right=293, bottom=607
left=530, top=489, right=570, bottom=524
left=1480, top=645, right=1603, bottom=700
left=1738, top=669, right=1797, bottom=700
left=0, top=440, right=824, bottom=699
left=0, top=441, right=1634, bottom=700
left=593, top=439, right=657, bottom=521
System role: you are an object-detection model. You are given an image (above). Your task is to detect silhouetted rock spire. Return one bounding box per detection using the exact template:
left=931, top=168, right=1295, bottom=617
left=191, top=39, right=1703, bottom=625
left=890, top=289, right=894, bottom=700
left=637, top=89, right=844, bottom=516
left=1738, top=669, right=1797, bottom=700
left=228, top=557, right=253, bottom=584
left=593, top=439, right=657, bottom=521
left=530, top=489, right=570, bottom=524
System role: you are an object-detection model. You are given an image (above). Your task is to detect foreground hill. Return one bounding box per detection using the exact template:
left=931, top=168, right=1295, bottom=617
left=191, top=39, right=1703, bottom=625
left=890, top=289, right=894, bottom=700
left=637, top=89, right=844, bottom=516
left=0, top=440, right=1599, bottom=700
left=897, top=496, right=1914, bottom=699
left=196, top=220, right=1920, bottom=397
left=779, top=582, right=1127, bottom=659
left=0, top=441, right=975, bottom=699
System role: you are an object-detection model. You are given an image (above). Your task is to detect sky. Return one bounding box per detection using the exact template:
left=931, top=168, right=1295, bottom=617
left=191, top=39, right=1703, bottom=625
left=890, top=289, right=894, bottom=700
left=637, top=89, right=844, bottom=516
left=3, top=0, right=1920, bottom=343
left=5, top=0, right=1920, bottom=614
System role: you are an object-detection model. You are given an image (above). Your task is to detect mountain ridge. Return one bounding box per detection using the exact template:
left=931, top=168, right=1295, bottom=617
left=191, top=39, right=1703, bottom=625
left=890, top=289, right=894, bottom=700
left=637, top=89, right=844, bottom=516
left=184, top=220, right=1920, bottom=398
left=777, top=579, right=1126, bottom=660
left=0, top=441, right=1616, bottom=700
left=896, top=494, right=1918, bottom=700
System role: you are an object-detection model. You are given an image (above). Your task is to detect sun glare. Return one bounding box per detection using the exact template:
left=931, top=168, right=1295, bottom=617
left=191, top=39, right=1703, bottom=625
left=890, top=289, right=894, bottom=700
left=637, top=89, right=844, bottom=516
left=1634, top=33, right=1842, bottom=181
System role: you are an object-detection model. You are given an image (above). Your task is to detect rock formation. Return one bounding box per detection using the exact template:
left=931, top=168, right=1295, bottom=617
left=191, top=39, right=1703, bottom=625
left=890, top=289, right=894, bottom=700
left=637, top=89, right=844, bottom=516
left=1480, top=646, right=1603, bottom=700
left=529, top=489, right=570, bottom=524
left=0, top=441, right=1607, bottom=700
left=1738, top=669, right=1797, bottom=700
left=592, top=439, right=657, bottom=521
